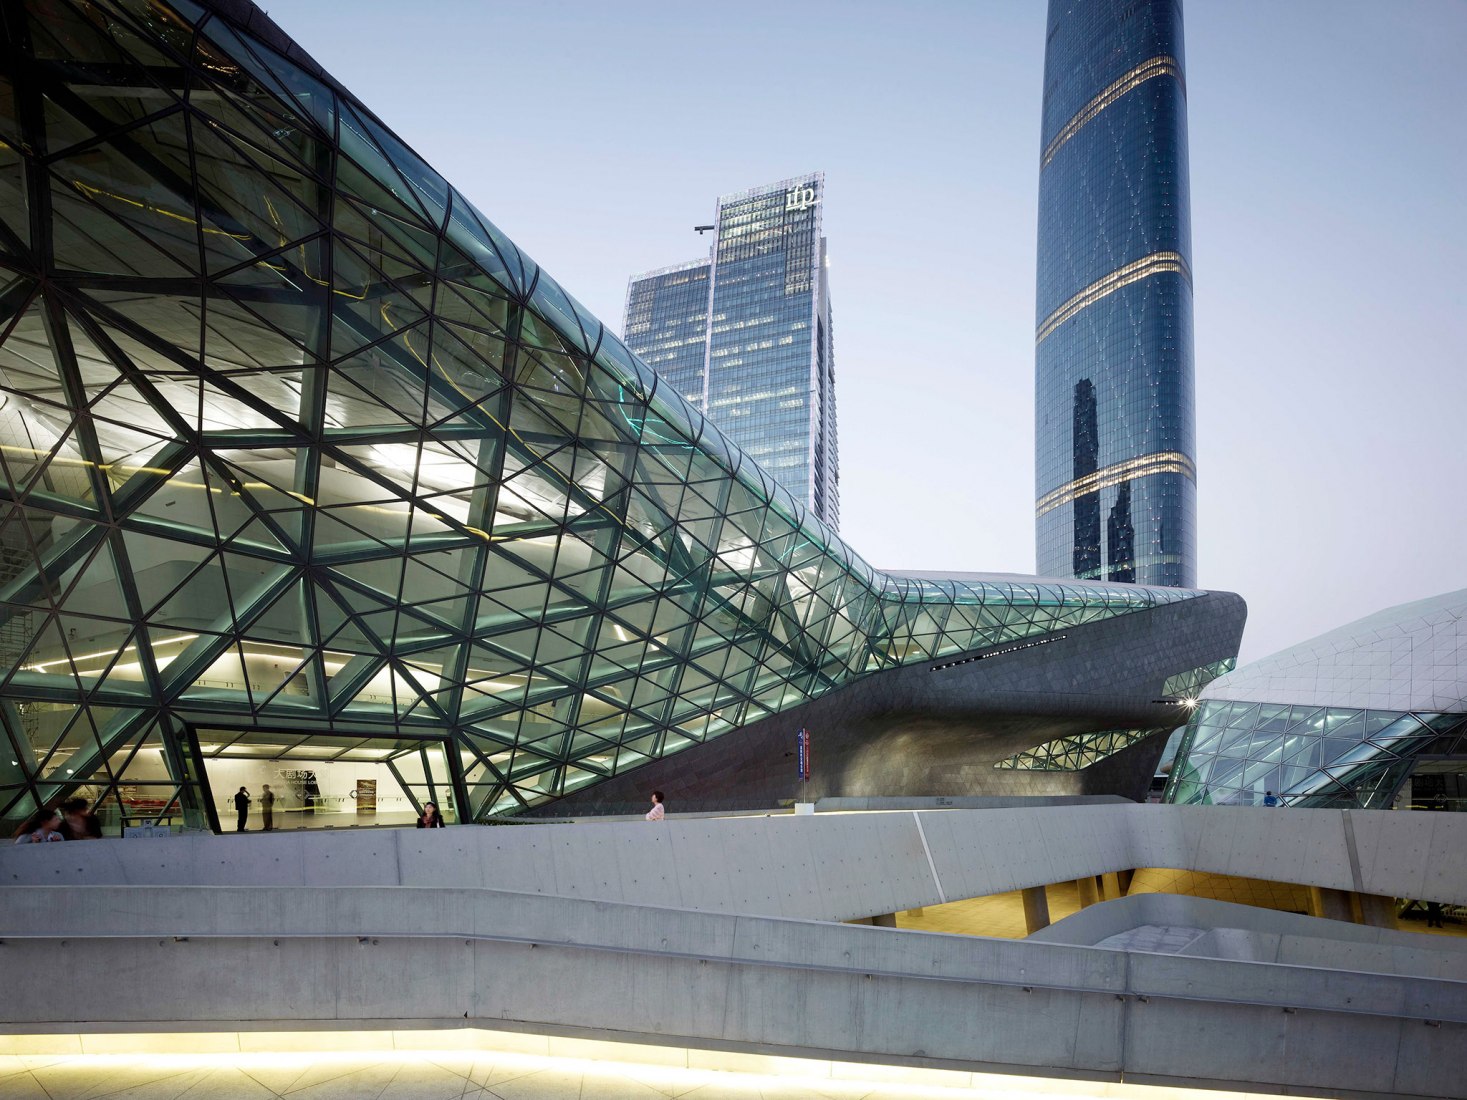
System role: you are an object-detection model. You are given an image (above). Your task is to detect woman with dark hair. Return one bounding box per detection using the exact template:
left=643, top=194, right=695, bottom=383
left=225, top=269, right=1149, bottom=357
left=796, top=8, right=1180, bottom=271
left=12, top=807, right=64, bottom=844
left=415, top=801, right=445, bottom=828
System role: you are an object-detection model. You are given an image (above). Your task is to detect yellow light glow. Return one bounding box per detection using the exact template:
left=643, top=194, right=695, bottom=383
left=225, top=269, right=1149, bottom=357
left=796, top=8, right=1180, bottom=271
left=70, top=180, right=253, bottom=241
left=23, top=633, right=198, bottom=674
left=0, top=1031, right=1311, bottom=1100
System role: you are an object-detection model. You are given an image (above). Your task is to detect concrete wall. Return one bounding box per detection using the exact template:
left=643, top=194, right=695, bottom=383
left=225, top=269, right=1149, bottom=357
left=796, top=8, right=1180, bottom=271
left=0, top=883, right=1463, bottom=1099
left=5, top=805, right=1466, bottom=913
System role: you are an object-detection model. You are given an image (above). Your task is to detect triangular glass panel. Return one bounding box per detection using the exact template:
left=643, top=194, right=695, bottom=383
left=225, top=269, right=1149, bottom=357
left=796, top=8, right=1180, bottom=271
left=31, top=703, right=97, bottom=781
left=37, top=0, right=186, bottom=100
left=0, top=130, right=28, bottom=248
left=192, top=17, right=334, bottom=136
left=120, top=529, right=214, bottom=621
left=50, top=110, right=202, bottom=276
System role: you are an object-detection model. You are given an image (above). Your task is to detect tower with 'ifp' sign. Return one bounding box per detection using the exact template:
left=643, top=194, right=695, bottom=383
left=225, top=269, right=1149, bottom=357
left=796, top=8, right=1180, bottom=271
left=625, top=174, right=838, bottom=530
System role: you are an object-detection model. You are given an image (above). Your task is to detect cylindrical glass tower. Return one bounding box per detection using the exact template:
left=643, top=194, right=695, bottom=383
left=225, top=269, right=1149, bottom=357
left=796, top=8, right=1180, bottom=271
left=1034, top=0, right=1195, bottom=588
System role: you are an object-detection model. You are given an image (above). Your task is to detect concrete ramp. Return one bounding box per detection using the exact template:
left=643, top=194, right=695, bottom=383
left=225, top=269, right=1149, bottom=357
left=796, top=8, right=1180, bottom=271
left=1, top=883, right=1465, bottom=1099
left=4, top=805, right=1465, bottom=915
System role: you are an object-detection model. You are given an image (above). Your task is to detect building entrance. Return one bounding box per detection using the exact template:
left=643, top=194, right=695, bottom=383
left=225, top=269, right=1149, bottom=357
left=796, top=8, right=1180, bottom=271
left=189, top=729, right=457, bottom=832
left=1406, top=759, right=1467, bottom=813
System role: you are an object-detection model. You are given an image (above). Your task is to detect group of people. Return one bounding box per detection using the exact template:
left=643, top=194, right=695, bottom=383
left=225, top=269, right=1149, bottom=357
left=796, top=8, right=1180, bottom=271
left=11, top=798, right=103, bottom=844
left=16, top=790, right=655, bottom=841
left=234, top=788, right=448, bottom=830
left=232, top=785, right=276, bottom=831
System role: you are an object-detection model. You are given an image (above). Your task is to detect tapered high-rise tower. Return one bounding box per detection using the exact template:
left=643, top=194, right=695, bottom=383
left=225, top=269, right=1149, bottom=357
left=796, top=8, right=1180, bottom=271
left=1034, top=0, right=1195, bottom=587
left=625, top=175, right=838, bottom=530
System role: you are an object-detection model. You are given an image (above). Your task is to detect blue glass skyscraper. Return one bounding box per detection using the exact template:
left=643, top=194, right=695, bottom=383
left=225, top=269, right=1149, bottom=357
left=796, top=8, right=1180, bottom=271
left=1034, top=0, right=1195, bottom=587
left=622, top=259, right=711, bottom=414
left=625, top=175, right=838, bottom=529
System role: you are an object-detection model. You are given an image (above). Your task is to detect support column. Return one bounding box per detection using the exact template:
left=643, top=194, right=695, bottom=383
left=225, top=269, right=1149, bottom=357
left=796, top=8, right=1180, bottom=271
left=1356, top=893, right=1397, bottom=930
left=1022, top=885, right=1051, bottom=934
left=1100, top=871, right=1123, bottom=901
left=1310, top=886, right=1354, bottom=922
left=1075, top=876, right=1101, bottom=909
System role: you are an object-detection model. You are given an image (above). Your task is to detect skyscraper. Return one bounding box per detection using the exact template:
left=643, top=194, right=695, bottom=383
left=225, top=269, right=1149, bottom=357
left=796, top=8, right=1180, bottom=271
left=1034, top=0, right=1195, bottom=587
left=625, top=175, right=839, bottom=529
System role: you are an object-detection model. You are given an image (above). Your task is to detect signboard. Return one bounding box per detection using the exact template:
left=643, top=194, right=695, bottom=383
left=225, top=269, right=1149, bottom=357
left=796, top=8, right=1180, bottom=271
left=355, top=778, right=377, bottom=816
left=796, top=728, right=810, bottom=783
left=122, top=824, right=171, bottom=839
left=281, top=768, right=320, bottom=814
left=784, top=185, right=818, bottom=213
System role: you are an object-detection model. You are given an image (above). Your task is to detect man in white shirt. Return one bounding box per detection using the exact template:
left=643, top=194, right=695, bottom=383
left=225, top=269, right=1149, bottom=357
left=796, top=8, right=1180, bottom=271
left=644, top=791, right=665, bottom=821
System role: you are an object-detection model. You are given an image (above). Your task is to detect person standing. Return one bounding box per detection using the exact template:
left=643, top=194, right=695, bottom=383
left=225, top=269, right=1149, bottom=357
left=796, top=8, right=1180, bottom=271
left=261, top=784, right=275, bottom=831
left=415, top=801, right=444, bottom=828
left=234, top=787, right=251, bottom=832
left=1262, top=791, right=1279, bottom=807
left=645, top=791, right=665, bottom=821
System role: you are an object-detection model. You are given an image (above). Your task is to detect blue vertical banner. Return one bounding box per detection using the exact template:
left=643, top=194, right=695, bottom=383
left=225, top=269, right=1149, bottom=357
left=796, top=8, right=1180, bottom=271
left=796, top=728, right=810, bottom=782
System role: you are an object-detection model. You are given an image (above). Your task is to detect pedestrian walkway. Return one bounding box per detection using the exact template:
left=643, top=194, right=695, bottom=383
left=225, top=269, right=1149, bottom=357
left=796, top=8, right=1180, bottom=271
left=0, top=1043, right=1318, bottom=1100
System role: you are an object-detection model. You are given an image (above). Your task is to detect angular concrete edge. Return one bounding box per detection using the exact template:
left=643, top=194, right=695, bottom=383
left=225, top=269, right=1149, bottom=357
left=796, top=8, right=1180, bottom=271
left=4, top=806, right=1465, bottom=915
left=0, top=883, right=1464, bottom=1099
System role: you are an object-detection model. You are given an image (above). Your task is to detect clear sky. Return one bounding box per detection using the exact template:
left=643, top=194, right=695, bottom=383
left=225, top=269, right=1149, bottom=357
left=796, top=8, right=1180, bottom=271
left=271, top=0, right=1467, bottom=663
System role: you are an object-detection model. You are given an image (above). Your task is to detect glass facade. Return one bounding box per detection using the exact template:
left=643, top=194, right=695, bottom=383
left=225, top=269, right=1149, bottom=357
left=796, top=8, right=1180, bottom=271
left=994, top=726, right=1174, bottom=772
left=0, top=0, right=1205, bottom=834
left=1034, top=0, right=1195, bottom=587
left=625, top=176, right=838, bottom=529
left=1160, top=657, right=1235, bottom=699
left=1166, top=702, right=1467, bottom=808
left=621, top=258, right=711, bottom=413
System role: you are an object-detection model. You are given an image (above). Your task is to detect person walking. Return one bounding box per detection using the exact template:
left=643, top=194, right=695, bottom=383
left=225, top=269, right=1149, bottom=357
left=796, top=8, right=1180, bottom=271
left=234, top=787, right=251, bottom=832
left=261, top=784, right=275, bottom=831
left=59, top=797, right=103, bottom=839
left=1262, top=791, right=1279, bottom=807
left=644, top=791, right=665, bottom=821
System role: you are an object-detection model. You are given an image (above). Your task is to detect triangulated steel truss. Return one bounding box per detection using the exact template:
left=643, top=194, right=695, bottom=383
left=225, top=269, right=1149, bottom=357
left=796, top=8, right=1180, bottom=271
left=0, top=0, right=1200, bottom=829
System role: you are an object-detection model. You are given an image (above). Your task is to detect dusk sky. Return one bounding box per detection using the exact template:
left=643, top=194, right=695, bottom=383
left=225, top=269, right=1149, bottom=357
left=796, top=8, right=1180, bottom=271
left=274, top=0, right=1466, bottom=663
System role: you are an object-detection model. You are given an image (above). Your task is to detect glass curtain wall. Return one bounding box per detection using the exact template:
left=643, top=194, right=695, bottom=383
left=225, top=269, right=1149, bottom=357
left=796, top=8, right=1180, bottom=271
left=1166, top=702, right=1467, bottom=808
left=0, top=0, right=1201, bottom=832
left=1034, top=0, right=1195, bottom=587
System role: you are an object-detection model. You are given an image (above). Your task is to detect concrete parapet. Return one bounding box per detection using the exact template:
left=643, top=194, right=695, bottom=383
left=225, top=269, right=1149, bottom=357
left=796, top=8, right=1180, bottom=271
left=3, top=806, right=1464, bottom=921
left=0, top=884, right=1464, bottom=1098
